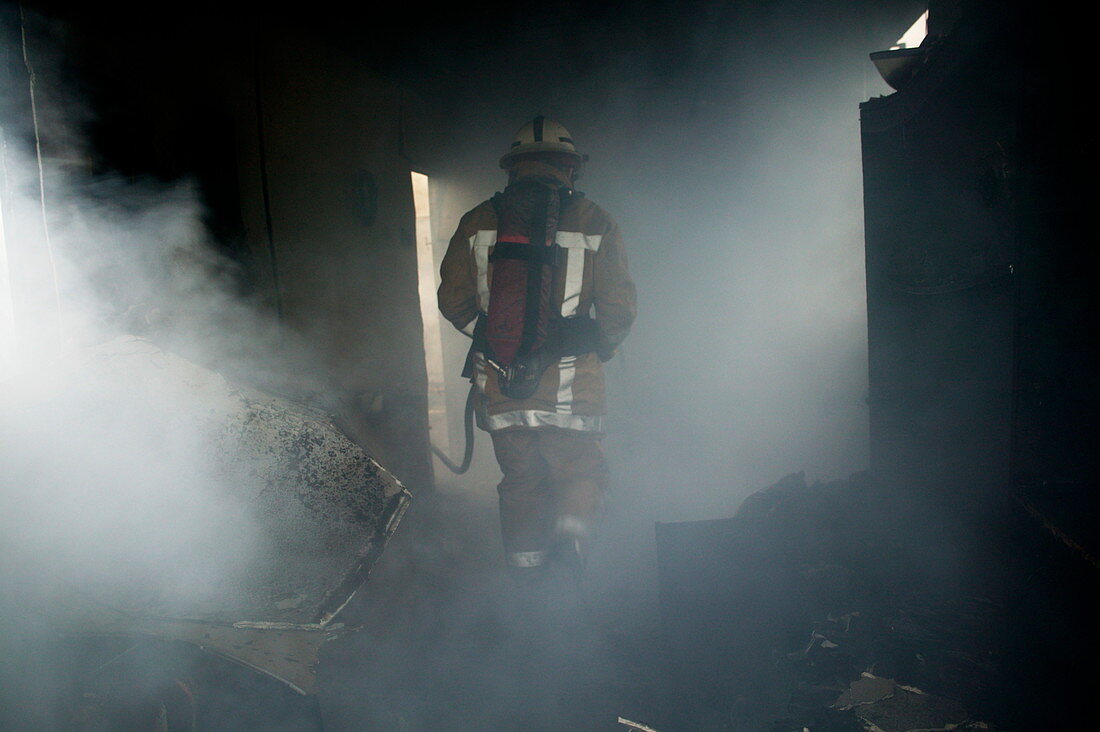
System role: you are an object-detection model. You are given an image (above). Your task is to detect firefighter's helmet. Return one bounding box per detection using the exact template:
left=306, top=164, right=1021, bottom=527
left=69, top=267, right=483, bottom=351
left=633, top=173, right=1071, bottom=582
left=499, top=116, right=587, bottom=169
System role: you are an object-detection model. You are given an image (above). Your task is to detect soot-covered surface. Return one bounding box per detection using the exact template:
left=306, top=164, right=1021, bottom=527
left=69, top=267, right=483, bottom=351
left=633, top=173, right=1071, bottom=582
left=1, top=335, right=408, bottom=626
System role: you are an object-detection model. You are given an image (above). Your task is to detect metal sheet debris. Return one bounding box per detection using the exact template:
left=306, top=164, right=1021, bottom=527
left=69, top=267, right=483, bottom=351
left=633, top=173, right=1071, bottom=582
left=1, top=335, right=412, bottom=692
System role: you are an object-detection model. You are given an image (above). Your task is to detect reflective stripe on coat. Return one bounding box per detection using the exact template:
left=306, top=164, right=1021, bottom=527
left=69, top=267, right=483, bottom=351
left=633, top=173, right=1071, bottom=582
left=438, top=168, right=636, bottom=432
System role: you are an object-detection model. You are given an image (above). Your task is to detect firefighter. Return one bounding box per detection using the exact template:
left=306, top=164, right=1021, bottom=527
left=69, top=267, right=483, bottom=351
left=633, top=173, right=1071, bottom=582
left=438, top=116, right=636, bottom=583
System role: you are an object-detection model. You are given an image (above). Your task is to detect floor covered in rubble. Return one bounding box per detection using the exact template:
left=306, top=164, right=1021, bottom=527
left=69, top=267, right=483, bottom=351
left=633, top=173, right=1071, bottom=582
left=311, top=472, right=1093, bottom=731
left=316, top=488, right=677, bottom=731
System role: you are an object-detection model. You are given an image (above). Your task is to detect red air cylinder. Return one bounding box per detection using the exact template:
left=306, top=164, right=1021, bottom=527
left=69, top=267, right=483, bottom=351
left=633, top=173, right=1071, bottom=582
left=486, top=180, right=561, bottom=366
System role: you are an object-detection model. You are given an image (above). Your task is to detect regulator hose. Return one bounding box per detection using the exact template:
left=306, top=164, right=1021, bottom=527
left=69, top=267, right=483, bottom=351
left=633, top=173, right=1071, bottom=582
left=430, top=382, right=477, bottom=475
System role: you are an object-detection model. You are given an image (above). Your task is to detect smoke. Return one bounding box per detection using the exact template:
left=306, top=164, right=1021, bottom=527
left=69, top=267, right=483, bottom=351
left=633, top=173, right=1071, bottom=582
left=351, top=2, right=927, bottom=727
left=2, top=84, right=254, bottom=576
left=425, top=2, right=921, bottom=535
left=0, top=11, right=333, bottom=725
left=0, top=1, right=929, bottom=727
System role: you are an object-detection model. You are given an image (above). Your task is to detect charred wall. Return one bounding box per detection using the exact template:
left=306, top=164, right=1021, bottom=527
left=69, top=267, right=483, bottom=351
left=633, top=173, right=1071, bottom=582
left=860, top=2, right=1017, bottom=513
left=861, top=0, right=1100, bottom=538
left=859, top=4, right=1100, bottom=722
left=218, top=27, right=436, bottom=491
left=1, top=5, right=439, bottom=490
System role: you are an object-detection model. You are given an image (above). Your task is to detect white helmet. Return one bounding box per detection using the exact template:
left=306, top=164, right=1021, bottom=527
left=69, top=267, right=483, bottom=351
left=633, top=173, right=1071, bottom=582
left=499, top=116, right=587, bottom=169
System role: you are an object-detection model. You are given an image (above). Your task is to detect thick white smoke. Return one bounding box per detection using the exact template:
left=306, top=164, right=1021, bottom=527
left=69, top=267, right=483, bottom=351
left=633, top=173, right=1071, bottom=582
left=0, top=19, right=296, bottom=633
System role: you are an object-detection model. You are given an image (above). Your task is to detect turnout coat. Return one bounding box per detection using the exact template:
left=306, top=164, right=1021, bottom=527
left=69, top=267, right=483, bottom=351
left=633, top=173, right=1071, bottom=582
left=437, top=163, right=637, bottom=433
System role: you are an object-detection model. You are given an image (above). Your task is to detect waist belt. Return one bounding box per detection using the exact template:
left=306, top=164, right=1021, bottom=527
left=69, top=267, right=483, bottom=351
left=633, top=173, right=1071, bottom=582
left=461, top=313, right=600, bottom=381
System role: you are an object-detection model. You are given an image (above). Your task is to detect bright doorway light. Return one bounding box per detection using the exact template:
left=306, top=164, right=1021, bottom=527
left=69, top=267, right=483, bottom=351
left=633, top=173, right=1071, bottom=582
left=893, top=10, right=929, bottom=49
left=411, top=171, right=451, bottom=460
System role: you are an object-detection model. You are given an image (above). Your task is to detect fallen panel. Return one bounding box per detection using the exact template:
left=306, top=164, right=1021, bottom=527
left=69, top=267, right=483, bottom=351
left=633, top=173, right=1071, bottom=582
left=1, top=335, right=411, bottom=691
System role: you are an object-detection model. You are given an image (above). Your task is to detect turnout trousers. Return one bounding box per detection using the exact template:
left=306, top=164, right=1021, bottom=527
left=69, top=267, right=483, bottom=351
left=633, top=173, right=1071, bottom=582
left=489, top=428, right=610, bottom=568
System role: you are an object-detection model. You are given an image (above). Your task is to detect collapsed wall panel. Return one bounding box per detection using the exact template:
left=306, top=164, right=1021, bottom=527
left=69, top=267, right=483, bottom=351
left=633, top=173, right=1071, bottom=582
left=1, top=335, right=411, bottom=692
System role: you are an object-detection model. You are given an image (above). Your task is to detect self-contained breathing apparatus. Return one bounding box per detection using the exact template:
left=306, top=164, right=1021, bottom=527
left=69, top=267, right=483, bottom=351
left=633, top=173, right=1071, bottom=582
left=461, top=176, right=600, bottom=400
left=433, top=117, right=599, bottom=475
left=433, top=175, right=600, bottom=476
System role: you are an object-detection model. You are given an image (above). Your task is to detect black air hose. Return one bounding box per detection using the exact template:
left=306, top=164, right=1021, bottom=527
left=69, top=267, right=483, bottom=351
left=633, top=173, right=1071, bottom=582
left=430, top=382, right=476, bottom=475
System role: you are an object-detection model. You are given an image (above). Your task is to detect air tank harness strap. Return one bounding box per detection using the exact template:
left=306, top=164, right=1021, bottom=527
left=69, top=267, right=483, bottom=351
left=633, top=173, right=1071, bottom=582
left=490, top=240, right=558, bottom=266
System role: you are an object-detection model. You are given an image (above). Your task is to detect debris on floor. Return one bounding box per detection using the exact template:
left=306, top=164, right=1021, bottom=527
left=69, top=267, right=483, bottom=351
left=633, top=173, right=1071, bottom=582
left=832, top=673, right=972, bottom=732
left=618, top=715, right=663, bottom=732
left=655, top=472, right=1007, bottom=730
